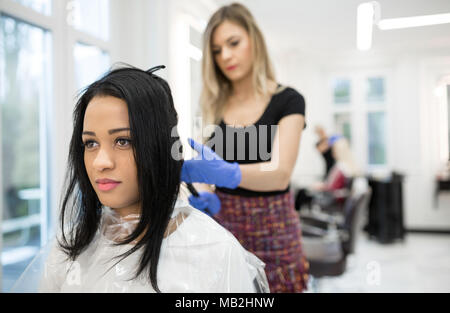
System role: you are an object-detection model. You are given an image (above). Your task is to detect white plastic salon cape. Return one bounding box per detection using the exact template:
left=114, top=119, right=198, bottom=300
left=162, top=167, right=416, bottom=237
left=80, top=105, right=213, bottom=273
left=11, top=198, right=269, bottom=293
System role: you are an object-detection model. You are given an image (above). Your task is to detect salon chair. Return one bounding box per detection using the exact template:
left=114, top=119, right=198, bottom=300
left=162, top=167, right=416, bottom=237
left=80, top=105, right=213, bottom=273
left=300, top=178, right=371, bottom=288
left=294, top=178, right=353, bottom=215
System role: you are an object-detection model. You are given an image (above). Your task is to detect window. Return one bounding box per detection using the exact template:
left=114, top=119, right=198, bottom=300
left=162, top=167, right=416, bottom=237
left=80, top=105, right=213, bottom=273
left=70, top=0, right=109, bottom=40
left=0, top=14, right=51, bottom=292
left=0, top=0, right=112, bottom=292
left=334, top=113, right=352, bottom=143
left=330, top=73, right=390, bottom=171
left=366, top=76, right=387, bottom=166
left=368, top=111, right=387, bottom=165
left=74, top=42, right=110, bottom=91
left=12, top=0, right=51, bottom=15
left=332, top=78, right=351, bottom=105
left=366, top=77, right=385, bottom=103
left=331, top=78, right=353, bottom=146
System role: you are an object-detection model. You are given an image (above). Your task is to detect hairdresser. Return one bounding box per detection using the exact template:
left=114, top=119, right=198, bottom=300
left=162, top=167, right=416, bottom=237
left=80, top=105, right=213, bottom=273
left=294, top=127, right=340, bottom=211
left=181, top=3, right=308, bottom=292
left=314, top=125, right=337, bottom=179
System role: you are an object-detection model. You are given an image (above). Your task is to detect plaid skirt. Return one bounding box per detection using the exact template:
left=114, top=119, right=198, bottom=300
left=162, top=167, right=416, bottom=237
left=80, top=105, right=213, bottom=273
left=214, top=190, right=309, bottom=293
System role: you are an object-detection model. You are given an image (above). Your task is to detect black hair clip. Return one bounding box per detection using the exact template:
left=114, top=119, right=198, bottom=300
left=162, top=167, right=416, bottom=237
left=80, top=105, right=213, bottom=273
left=147, top=65, right=166, bottom=74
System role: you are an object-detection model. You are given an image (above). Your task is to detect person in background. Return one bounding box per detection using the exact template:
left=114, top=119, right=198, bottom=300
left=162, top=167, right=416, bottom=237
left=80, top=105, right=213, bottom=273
left=296, top=136, right=359, bottom=212
left=295, top=127, right=340, bottom=211
left=181, top=3, right=309, bottom=292
left=314, top=125, right=336, bottom=179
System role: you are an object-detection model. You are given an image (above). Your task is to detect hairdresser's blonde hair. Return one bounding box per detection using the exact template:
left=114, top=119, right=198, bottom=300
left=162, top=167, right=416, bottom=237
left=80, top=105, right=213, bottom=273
left=200, top=2, right=276, bottom=126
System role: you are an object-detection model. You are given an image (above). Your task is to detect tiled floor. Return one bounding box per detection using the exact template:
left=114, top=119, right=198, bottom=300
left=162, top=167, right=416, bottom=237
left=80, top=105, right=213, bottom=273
left=308, top=232, right=450, bottom=293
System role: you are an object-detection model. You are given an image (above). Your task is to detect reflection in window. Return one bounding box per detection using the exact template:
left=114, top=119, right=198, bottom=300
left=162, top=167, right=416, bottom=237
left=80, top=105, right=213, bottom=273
left=332, top=78, right=351, bottom=104
left=0, top=15, right=51, bottom=291
left=367, top=77, right=385, bottom=103
left=71, top=0, right=110, bottom=41
left=12, top=0, right=52, bottom=15
left=334, top=113, right=352, bottom=143
left=74, top=42, right=110, bottom=91
left=368, top=112, right=387, bottom=165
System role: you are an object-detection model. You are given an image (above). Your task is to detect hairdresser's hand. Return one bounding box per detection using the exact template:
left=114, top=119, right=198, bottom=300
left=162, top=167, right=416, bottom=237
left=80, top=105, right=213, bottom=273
left=328, top=135, right=343, bottom=146
left=181, top=138, right=242, bottom=189
left=188, top=191, right=221, bottom=216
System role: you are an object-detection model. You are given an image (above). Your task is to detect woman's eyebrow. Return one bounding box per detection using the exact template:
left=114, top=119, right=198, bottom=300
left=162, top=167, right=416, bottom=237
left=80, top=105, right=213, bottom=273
left=226, top=35, right=239, bottom=43
left=108, top=128, right=130, bottom=135
left=82, top=128, right=130, bottom=136
left=213, top=36, right=240, bottom=48
left=82, top=131, right=96, bottom=136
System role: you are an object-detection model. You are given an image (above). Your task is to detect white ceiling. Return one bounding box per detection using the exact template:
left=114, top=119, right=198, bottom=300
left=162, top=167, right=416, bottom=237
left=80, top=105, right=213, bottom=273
left=213, top=0, right=450, bottom=56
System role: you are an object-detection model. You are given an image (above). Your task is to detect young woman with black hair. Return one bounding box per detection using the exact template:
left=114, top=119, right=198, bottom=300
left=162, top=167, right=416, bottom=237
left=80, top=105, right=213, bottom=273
left=35, top=65, right=268, bottom=293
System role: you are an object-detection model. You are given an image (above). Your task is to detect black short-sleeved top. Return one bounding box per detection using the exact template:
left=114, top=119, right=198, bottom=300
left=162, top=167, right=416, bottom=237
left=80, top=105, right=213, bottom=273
left=316, top=139, right=336, bottom=179
left=207, top=86, right=306, bottom=197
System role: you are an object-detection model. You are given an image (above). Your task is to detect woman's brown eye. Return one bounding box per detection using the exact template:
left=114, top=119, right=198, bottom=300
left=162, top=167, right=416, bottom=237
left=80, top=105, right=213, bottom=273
left=83, top=140, right=98, bottom=149
left=230, top=41, right=239, bottom=46
left=116, top=138, right=131, bottom=147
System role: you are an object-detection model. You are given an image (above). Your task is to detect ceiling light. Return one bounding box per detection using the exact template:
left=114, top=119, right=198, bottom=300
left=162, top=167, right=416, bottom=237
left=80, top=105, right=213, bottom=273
left=378, top=13, right=450, bottom=30
left=357, top=2, right=376, bottom=51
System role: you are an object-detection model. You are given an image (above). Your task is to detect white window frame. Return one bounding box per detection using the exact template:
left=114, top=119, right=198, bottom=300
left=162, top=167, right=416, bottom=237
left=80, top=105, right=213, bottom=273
left=168, top=10, right=207, bottom=159
left=0, top=0, right=116, bottom=289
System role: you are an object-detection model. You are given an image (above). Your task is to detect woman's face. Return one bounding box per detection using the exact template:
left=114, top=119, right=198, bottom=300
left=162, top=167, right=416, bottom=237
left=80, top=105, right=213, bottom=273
left=82, top=95, right=140, bottom=215
left=212, top=20, right=253, bottom=83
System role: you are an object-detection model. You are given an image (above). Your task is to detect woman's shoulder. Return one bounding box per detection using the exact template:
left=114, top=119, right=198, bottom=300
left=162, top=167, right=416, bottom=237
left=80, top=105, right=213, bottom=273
left=275, top=85, right=304, bottom=98
left=269, top=85, right=306, bottom=122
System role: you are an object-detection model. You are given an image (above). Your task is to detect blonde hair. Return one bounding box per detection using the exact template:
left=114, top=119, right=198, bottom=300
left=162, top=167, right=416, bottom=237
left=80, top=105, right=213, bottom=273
left=332, top=138, right=361, bottom=177
left=200, top=2, right=276, bottom=127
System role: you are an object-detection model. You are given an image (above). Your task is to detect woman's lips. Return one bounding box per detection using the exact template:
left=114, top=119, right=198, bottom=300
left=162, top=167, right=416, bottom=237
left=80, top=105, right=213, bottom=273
left=226, top=65, right=238, bottom=71
left=97, top=182, right=121, bottom=191
left=96, top=179, right=121, bottom=191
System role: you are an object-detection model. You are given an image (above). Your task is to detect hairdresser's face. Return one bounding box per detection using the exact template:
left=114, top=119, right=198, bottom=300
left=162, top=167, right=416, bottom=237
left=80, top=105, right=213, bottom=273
left=82, top=96, right=140, bottom=213
left=212, top=20, right=253, bottom=83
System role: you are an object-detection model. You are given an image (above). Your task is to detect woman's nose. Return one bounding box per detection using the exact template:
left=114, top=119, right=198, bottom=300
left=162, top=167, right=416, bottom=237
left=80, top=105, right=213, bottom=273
left=221, top=47, right=232, bottom=61
left=93, top=147, right=114, bottom=171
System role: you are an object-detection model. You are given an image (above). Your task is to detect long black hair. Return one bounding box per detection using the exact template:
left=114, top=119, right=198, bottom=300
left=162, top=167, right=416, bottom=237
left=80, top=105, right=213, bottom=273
left=58, top=64, right=183, bottom=292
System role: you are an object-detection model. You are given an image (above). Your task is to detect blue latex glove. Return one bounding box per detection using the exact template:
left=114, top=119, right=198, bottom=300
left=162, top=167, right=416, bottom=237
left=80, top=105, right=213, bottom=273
left=328, top=135, right=343, bottom=146
left=181, top=138, right=242, bottom=189
left=188, top=191, right=221, bottom=216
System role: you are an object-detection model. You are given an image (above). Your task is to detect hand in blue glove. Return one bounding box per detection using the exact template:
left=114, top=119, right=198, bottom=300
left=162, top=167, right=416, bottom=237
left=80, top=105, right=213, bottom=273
left=328, top=135, right=343, bottom=146
left=181, top=138, right=242, bottom=189
left=188, top=191, right=221, bottom=216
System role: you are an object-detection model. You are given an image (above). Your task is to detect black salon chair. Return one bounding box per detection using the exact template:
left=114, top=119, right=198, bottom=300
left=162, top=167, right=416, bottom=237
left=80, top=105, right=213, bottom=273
left=300, top=178, right=371, bottom=287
